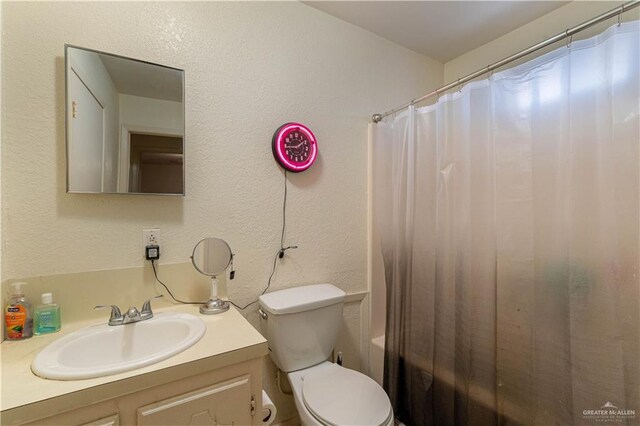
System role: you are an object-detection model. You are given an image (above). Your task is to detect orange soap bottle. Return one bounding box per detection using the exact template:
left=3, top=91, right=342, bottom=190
left=4, top=282, right=33, bottom=340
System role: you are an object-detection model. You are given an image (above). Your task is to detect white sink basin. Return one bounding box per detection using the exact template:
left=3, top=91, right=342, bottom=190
left=31, top=312, right=206, bottom=380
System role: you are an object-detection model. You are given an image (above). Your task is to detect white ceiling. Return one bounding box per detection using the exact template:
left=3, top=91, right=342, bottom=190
left=304, top=1, right=570, bottom=62
left=99, top=54, right=183, bottom=102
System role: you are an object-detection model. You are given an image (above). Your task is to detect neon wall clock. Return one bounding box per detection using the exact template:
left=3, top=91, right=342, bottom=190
left=272, top=122, right=318, bottom=173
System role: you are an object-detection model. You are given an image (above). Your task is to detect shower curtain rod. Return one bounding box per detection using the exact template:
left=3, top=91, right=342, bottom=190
left=372, top=0, right=640, bottom=123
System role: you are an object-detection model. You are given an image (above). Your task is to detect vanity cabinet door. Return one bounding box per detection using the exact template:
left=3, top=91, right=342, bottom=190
left=80, top=414, right=120, bottom=426
left=136, top=374, right=252, bottom=426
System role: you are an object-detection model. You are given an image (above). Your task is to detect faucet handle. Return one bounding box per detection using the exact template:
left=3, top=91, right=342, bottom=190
left=124, top=306, right=141, bottom=323
left=94, top=304, right=123, bottom=323
left=141, top=295, right=163, bottom=317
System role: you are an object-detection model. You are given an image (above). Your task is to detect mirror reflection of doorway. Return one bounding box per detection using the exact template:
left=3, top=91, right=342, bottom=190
left=128, top=133, right=183, bottom=194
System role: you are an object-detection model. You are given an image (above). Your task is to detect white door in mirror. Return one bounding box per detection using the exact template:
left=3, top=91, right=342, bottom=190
left=31, top=313, right=205, bottom=380
left=68, top=70, right=105, bottom=192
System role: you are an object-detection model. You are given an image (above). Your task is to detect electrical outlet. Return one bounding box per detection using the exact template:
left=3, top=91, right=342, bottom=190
left=143, top=228, right=160, bottom=253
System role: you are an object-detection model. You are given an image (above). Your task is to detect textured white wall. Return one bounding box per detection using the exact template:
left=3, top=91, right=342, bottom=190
left=2, top=1, right=442, bottom=422
left=2, top=1, right=441, bottom=282
left=0, top=0, right=3, bottom=292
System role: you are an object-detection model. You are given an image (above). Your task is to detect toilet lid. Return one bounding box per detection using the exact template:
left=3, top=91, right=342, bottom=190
left=302, top=364, right=392, bottom=426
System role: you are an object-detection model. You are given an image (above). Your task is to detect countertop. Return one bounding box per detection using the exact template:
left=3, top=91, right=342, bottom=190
left=0, top=302, right=267, bottom=420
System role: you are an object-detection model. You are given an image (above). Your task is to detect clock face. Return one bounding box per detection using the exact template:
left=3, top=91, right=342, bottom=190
left=272, top=123, right=318, bottom=173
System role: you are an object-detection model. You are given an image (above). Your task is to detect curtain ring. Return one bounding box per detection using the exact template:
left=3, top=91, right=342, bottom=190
left=457, top=79, right=462, bottom=93
left=565, top=30, right=572, bottom=49
left=435, top=88, right=440, bottom=102
left=618, top=7, right=623, bottom=26
left=486, top=65, right=494, bottom=80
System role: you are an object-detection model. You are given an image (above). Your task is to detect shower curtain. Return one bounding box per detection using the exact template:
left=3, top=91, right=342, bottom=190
left=372, top=22, right=639, bottom=426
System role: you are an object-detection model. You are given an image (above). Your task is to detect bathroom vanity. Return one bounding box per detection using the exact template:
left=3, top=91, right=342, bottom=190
left=0, top=304, right=268, bottom=425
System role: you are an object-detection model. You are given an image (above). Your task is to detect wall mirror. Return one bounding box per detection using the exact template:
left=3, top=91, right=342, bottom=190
left=65, top=45, right=185, bottom=195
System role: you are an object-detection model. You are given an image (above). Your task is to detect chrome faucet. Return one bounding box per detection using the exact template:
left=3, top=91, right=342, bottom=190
left=94, top=295, right=163, bottom=326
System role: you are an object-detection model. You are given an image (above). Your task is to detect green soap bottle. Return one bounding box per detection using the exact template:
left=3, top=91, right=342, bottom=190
left=34, top=293, right=61, bottom=335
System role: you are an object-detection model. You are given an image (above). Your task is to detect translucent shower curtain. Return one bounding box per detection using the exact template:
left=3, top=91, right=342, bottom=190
left=372, top=22, right=639, bottom=426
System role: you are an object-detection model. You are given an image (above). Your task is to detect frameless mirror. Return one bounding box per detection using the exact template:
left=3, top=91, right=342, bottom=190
left=191, top=238, right=233, bottom=277
left=65, top=45, right=185, bottom=195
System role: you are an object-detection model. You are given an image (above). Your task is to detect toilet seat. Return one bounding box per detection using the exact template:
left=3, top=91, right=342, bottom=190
left=302, top=363, right=393, bottom=426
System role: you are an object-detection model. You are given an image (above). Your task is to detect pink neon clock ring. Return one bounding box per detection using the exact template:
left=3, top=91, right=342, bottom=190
left=271, top=122, right=318, bottom=173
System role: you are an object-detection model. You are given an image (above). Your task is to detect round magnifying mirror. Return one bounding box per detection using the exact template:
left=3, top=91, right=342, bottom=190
left=191, top=238, right=232, bottom=277
left=191, top=238, right=233, bottom=315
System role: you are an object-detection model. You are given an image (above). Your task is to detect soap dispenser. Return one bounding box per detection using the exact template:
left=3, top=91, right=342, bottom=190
left=4, top=282, right=34, bottom=340
left=34, top=293, right=61, bottom=335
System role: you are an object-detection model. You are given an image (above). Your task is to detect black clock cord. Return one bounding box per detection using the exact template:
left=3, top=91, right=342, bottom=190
left=230, top=170, right=297, bottom=310
left=151, top=248, right=287, bottom=309
left=150, top=170, right=296, bottom=310
left=281, top=169, right=288, bottom=250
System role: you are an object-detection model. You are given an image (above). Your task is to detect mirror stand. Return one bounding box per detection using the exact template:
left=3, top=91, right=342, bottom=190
left=191, top=237, right=233, bottom=315
left=199, top=275, right=230, bottom=315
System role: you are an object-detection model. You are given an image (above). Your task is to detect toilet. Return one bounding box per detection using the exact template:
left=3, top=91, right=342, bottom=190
left=259, top=284, right=394, bottom=426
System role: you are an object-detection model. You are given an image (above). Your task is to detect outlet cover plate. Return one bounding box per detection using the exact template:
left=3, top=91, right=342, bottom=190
left=143, top=228, right=160, bottom=254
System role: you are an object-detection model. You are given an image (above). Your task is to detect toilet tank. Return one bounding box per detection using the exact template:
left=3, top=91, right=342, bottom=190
left=258, top=284, right=346, bottom=372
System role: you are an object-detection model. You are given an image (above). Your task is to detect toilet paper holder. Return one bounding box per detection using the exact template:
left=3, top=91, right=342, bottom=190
left=261, top=389, right=277, bottom=426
